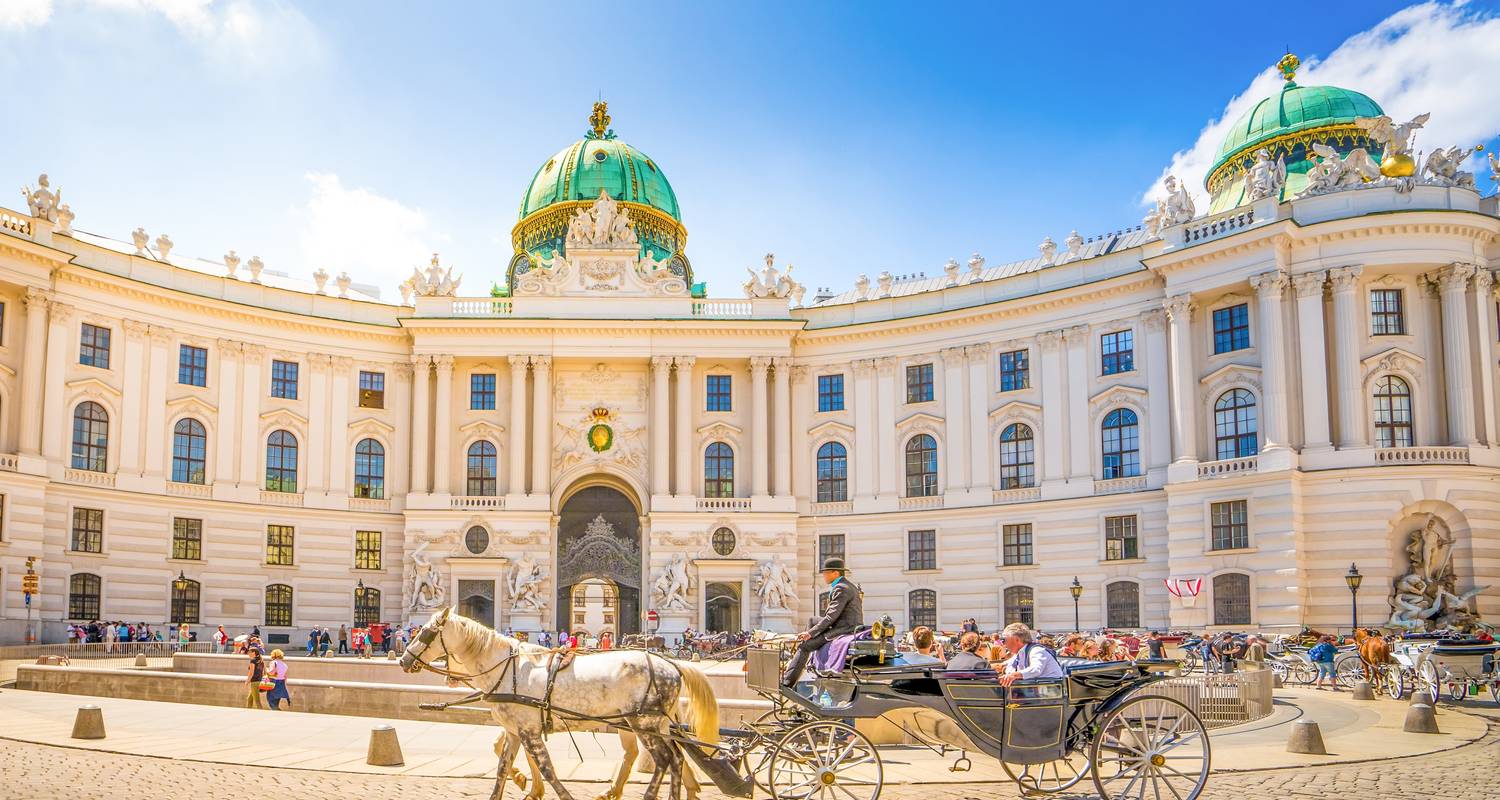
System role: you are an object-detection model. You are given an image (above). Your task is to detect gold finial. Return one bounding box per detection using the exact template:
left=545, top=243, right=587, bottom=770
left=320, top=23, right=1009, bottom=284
left=1277, top=53, right=1300, bottom=83
left=589, top=100, right=610, bottom=138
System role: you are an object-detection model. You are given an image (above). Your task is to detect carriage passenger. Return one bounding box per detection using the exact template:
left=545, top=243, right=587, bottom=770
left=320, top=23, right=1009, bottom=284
left=945, top=632, right=991, bottom=671
left=997, top=623, right=1066, bottom=687
left=903, top=626, right=945, bottom=666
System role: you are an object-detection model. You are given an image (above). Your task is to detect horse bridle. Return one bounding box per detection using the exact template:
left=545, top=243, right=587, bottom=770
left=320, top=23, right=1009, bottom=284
left=400, top=607, right=516, bottom=686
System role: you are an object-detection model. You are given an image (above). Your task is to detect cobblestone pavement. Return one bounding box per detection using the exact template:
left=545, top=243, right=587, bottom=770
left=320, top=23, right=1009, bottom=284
left=2, top=719, right=1495, bottom=800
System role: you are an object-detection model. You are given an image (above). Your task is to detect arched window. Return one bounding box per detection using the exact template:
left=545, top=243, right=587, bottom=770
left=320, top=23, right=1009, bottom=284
left=171, top=418, right=207, bottom=484
left=1212, top=573, right=1251, bottom=626
left=1373, top=376, right=1413, bottom=448
left=68, top=573, right=101, bottom=620
left=904, top=434, right=938, bottom=497
left=264, top=430, right=298, bottom=493
left=353, top=438, right=385, bottom=499
left=465, top=440, right=497, bottom=496
left=815, top=442, right=848, bottom=502
left=354, top=585, right=381, bottom=627
left=908, top=588, right=937, bottom=629
left=998, top=423, right=1035, bottom=489
left=264, top=584, right=293, bottom=627
left=170, top=577, right=201, bottom=624
left=1004, top=585, right=1034, bottom=627
left=1101, top=408, right=1140, bottom=479
left=704, top=442, right=734, bottom=498
left=1213, top=389, right=1258, bottom=460
left=1105, top=581, right=1140, bottom=629
left=71, top=401, right=109, bottom=472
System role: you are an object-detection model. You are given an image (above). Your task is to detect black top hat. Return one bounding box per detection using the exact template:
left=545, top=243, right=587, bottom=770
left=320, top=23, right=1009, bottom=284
left=820, top=558, right=847, bottom=572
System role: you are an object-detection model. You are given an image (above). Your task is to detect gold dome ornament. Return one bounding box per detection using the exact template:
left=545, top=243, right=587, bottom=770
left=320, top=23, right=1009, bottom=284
left=1380, top=153, right=1416, bottom=178
left=586, top=406, right=614, bottom=452
left=1277, top=53, right=1300, bottom=83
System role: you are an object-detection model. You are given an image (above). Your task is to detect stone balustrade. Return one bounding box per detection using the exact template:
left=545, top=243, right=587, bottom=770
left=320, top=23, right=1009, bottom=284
left=1198, top=455, right=1259, bottom=479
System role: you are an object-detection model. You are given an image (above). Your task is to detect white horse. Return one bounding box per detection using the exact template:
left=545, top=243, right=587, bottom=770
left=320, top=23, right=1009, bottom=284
left=400, top=608, right=718, bottom=800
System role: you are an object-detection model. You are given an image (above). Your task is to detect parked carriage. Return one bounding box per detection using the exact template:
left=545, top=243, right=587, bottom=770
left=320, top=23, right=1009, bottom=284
left=1391, top=635, right=1500, bottom=704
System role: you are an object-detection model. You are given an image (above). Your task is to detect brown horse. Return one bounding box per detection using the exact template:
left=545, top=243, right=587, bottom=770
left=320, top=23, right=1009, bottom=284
left=1354, top=628, right=1391, bottom=684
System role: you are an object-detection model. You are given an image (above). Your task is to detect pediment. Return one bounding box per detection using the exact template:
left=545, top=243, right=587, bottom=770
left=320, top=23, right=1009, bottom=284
left=988, top=400, right=1043, bottom=421
left=1208, top=290, right=1250, bottom=308
left=1089, top=384, right=1148, bottom=407
left=896, top=411, right=944, bottom=429
left=1198, top=362, right=1261, bottom=387
left=260, top=407, right=309, bottom=428
left=457, top=418, right=504, bottom=436
left=696, top=420, right=743, bottom=438
left=353, top=416, right=399, bottom=436
left=807, top=420, right=855, bottom=438
left=66, top=376, right=121, bottom=398
left=165, top=394, right=218, bottom=417
left=1361, top=346, right=1425, bottom=377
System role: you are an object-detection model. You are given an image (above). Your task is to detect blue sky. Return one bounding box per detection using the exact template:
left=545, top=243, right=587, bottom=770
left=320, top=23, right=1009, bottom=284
left=4, top=1, right=1499, bottom=300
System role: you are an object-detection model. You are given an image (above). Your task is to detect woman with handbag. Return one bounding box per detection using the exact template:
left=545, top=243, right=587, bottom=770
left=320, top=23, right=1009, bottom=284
left=266, top=649, right=292, bottom=710
left=245, top=649, right=267, bottom=709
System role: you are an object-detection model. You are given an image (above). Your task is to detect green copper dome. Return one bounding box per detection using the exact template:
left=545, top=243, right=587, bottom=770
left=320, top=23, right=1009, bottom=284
left=519, top=137, right=680, bottom=222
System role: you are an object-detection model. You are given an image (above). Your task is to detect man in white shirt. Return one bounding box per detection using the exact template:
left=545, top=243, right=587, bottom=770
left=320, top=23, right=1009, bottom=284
left=997, top=623, right=1066, bottom=686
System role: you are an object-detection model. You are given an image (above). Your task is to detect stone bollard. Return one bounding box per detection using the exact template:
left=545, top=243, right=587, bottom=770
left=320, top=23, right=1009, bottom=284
left=1273, top=673, right=1284, bottom=689
left=1351, top=680, right=1375, bottom=700
left=134, top=653, right=148, bottom=667
left=71, top=705, right=106, bottom=740
left=1285, top=720, right=1327, bottom=754
left=1403, top=702, right=1441, bottom=734
left=367, top=725, right=404, bottom=766
left=386, top=650, right=397, bottom=660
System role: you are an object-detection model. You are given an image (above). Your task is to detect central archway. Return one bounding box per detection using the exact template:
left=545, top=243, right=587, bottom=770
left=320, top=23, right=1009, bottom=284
left=555, top=484, right=642, bottom=635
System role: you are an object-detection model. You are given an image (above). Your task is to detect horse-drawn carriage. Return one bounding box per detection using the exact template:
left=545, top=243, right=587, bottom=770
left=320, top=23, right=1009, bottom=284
left=1390, top=634, right=1500, bottom=704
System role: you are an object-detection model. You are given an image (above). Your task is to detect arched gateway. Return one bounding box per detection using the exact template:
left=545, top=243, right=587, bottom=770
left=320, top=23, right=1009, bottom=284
left=554, top=484, right=643, bottom=636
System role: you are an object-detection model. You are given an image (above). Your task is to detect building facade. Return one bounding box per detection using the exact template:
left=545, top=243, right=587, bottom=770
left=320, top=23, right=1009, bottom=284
left=1, top=67, right=1496, bottom=645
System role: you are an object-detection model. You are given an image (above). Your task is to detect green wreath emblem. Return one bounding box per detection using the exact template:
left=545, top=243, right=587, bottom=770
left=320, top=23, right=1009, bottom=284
left=587, top=423, right=614, bottom=453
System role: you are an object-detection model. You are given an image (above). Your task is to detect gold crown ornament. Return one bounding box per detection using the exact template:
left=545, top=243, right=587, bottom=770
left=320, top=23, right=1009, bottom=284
left=587, top=406, right=614, bottom=453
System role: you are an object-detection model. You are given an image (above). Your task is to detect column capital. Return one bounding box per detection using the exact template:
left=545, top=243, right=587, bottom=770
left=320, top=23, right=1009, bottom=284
left=749, top=355, right=772, bottom=374
left=242, top=344, right=267, bottom=364
left=123, top=319, right=151, bottom=341
left=432, top=354, right=455, bottom=372
left=939, top=345, right=966, bottom=362
left=409, top=353, right=432, bottom=370
left=147, top=324, right=174, bottom=344
left=650, top=355, right=675, bottom=373
left=772, top=355, right=794, bottom=370
left=965, top=342, right=992, bottom=363
left=307, top=353, right=333, bottom=372
left=332, top=355, right=357, bottom=371
left=873, top=356, right=896, bottom=375
left=215, top=337, right=243, bottom=353
left=1163, top=294, right=1194, bottom=323
left=851, top=358, right=875, bottom=376
left=1139, top=308, right=1167, bottom=332
left=1433, top=261, right=1478, bottom=292
left=789, top=364, right=810, bottom=383
left=1061, top=324, right=1090, bottom=346
left=1037, top=329, right=1064, bottom=351
left=1328, top=265, right=1365, bottom=293
left=530, top=354, right=552, bottom=371
left=1474, top=268, right=1494, bottom=294
left=1249, top=269, right=1289, bottom=297
left=673, top=355, right=697, bottom=370
left=23, top=287, right=52, bottom=311
left=48, top=301, right=74, bottom=324
left=392, top=360, right=415, bottom=378
left=507, top=354, right=530, bottom=368
left=1292, top=271, right=1327, bottom=298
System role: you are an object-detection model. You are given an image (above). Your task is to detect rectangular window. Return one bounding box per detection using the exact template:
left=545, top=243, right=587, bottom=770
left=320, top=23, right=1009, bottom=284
left=1101, top=330, right=1134, bottom=375
left=354, top=530, right=382, bottom=571
left=71, top=507, right=104, bottom=553
left=818, top=533, right=846, bottom=568
left=178, top=344, right=208, bottom=386
left=909, top=589, right=937, bottom=630
left=1371, top=289, right=1405, bottom=335
left=1002, top=523, right=1033, bottom=566
left=171, top=518, right=202, bottom=561
left=907, top=529, right=937, bottom=571
left=1210, top=500, right=1249, bottom=551
left=79, top=323, right=111, bottom=369
left=1212, top=303, right=1251, bottom=354
left=998, top=349, right=1029, bottom=392
left=358, top=371, right=385, bottom=408
left=470, top=373, right=496, bottom=410
left=817, top=374, right=844, bottom=412
left=265, top=524, right=295, bottom=566
left=270, top=360, right=299, bottom=399
left=706, top=374, right=732, bottom=412
left=1104, top=515, right=1139, bottom=561
left=905, top=363, right=934, bottom=403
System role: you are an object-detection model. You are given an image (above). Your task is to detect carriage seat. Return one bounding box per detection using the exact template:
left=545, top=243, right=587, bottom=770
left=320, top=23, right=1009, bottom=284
left=845, top=639, right=899, bottom=668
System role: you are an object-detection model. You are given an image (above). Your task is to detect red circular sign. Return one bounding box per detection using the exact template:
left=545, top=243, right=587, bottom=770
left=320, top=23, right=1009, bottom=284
left=646, top=610, right=660, bottom=622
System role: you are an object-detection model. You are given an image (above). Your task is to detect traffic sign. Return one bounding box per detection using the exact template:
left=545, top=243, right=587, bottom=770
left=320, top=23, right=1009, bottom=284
left=646, top=610, right=659, bottom=623
left=22, top=573, right=39, bottom=594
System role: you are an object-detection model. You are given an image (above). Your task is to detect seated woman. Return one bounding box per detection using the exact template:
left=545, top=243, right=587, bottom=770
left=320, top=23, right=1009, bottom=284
left=1057, top=634, right=1084, bottom=658
left=945, top=632, right=992, bottom=671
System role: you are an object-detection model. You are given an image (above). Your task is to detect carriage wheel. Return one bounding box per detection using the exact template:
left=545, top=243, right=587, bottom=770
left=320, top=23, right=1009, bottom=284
left=1335, top=658, right=1364, bottom=688
left=1488, top=682, right=1499, bottom=706
left=1449, top=683, right=1466, bottom=703
left=767, top=721, right=883, bottom=800
left=1000, top=751, right=1091, bottom=795
left=1384, top=665, right=1406, bottom=700
left=1089, top=695, right=1210, bottom=800
left=1172, top=653, right=1197, bottom=677
left=1292, top=662, right=1317, bottom=685
left=1268, top=660, right=1289, bottom=683
left=1416, top=661, right=1440, bottom=705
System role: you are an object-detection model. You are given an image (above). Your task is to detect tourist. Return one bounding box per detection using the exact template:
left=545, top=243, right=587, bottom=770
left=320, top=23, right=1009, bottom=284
left=1215, top=634, right=1244, bottom=673
left=945, top=632, right=990, bottom=671
left=1057, top=634, right=1084, bottom=658
left=266, top=649, right=292, bottom=710
left=213, top=625, right=228, bottom=654
left=1143, top=631, right=1166, bottom=660
left=1080, top=640, right=1100, bottom=659
left=178, top=623, right=190, bottom=650
left=997, top=623, right=1066, bottom=686
left=320, top=627, right=333, bottom=657
left=599, top=631, right=613, bottom=650
left=246, top=649, right=267, bottom=709
left=338, top=624, right=349, bottom=655
left=1309, top=635, right=1339, bottom=690
left=306, top=627, right=320, bottom=657
left=1243, top=635, right=1267, bottom=667
left=904, top=626, right=945, bottom=666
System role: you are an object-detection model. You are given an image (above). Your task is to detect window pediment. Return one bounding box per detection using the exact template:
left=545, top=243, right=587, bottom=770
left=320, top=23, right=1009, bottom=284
left=896, top=411, right=944, bottom=431
left=259, top=407, right=309, bottom=429
left=66, top=376, right=121, bottom=399
left=696, top=420, right=743, bottom=439
left=989, top=400, right=1042, bottom=432
left=1361, top=346, right=1425, bottom=379
left=457, top=418, right=504, bottom=436
left=1199, top=363, right=1261, bottom=399
left=807, top=419, right=854, bottom=438
left=165, top=394, right=218, bottom=417
left=1088, top=384, right=1147, bottom=410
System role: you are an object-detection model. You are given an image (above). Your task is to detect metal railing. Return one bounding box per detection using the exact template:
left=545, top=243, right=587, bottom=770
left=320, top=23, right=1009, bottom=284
left=0, top=641, right=219, bottom=686
left=1135, top=667, right=1274, bottom=729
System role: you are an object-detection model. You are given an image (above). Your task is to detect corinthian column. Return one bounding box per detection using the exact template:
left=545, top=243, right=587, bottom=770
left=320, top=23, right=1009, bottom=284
left=1250, top=270, right=1292, bottom=450
left=142, top=326, right=171, bottom=479
left=1038, top=331, right=1066, bottom=481
left=673, top=356, right=696, bottom=496
left=650, top=356, right=672, bottom=496
left=40, top=302, right=74, bottom=464
left=750, top=356, right=771, bottom=498
left=1293, top=271, right=1331, bottom=450
left=432, top=355, right=454, bottom=494
left=409, top=355, right=431, bottom=493
left=306, top=354, right=330, bottom=493
left=772, top=357, right=792, bottom=498
left=874, top=357, right=897, bottom=497
left=328, top=357, right=353, bottom=496
left=508, top=355, right=529, bottom=495
left=940, top=347, right=968, bottom=491
left=1473, top=270, right=1498, bottom=445
left=214, top=340, right=241, bottom=488
left=19, top=289, right=49, bottom=458
left=1435, top=263, right=1478, bottom=445
left=1164, top=295, right=1197, bottom=463
left=530, top=355, right=551, bottom=496
left=1063, top=326, right=1090, bottom=480
left=1327, top=266, right=1366, bottom=448
left=965, top=344, right=993, bottom=490
left=238, top=345, right=265, bottom=488
left=851, top=359, right=876, bottom=500
left=119, top=320, right=150, bottom=477
left=1141, top=311, right=1171, bottom=472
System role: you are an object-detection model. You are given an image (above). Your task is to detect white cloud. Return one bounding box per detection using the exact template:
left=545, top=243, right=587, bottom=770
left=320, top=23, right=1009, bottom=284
left=0, top=0, right=55, bottom=30
left=297, top=172, right=447, bottom=298
left=1145, top=2, right=1500, bottom=207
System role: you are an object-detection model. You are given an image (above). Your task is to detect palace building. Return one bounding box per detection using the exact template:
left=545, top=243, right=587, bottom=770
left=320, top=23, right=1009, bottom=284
left=1, top=60, right=1496, bottom=645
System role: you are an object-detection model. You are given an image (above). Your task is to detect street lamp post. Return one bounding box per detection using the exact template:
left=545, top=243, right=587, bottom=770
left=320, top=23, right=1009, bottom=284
left=1344, top=563, right=1362, bottom=635
left=1070, top=576, right=1083, bottom=632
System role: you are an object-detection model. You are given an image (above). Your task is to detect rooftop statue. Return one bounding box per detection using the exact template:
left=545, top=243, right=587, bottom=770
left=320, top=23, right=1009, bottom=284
left=1038, top=236, right=1057, bottom=264
left=743, top=253, right=801, bottom=299
left=408, top=253, right=461, bottom=297
left=1062, top=230, right=1085, bottom=262
left=1421, top=145, right=1480, bottom=190
left=1356, top=112, right=1430, bottom=178
left=21, top=173, right=60, bottom=222
left=1244, top=148, right=1287, bottom=202
left=566, top=190, right=638, bottom=250
left=132, top=227, right=149, bottom=256
left=1489, top=151, right=1500, bottom=186
left=1143, top=175, right=1195, bottom=236
left=966, top=252, right=984, bottom=283
left=1300, top=142, right=1382, bottom=196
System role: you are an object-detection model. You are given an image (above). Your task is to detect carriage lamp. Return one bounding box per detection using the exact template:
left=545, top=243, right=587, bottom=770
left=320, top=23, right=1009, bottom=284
left=173, top=570, right=188, bottom=592
left=1344, top=563, right=1363, bottom=632
left=1070, top=577, right=1084, bottom=632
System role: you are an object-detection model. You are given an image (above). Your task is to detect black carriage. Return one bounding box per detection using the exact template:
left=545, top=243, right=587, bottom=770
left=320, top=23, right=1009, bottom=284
left=732, top=640, right=1210, bottom=800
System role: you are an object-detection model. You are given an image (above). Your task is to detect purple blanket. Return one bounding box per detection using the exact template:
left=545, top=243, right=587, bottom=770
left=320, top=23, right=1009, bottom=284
left=809, top=628, right=871, bottom=673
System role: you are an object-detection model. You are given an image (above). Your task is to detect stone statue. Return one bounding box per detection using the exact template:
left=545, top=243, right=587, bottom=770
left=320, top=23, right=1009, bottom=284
left=223, top=251, right=241, bottom=280
left=1245, top=148, right=1287, bottom=201
left=21, top=174, right=60, bottom=222
left=1038, top=236, right=1057, bottom=264
left=966, top=252, right=984, bottom=284
left=336, top=272, right=352, bottom=298
left=1421, top=145, right=1478, bottom=189
left=509, top=554, right=548, bottom=613
left=1356, top=112, right=1429, bottom=159
left=1063, top=230, right=1085, bottom=261
left=1388, top=514, right=1490, bottom=632
left=853, top=274, right=870, bottom=300
left=943, top=258, right=960, bottom=286
left=55, top=203, right=73, bottom=235
left=246, top=256, right=265, bottom=284
left=408, top=253, right=462, bottom=297
left=876, top=271, right=893, bottom=298
left=407, top=540, right=446, bottom=612
left=132, top=227, right=149, bottom=256
left=755, top=555, right=797, bottom=611
left=398, top=278, right=414, bottom=305
left=1300, top=142, right=1382, bottom=196
left=742, top=253, right=801, bottom=299
left=652, top=552, right=690, bottom=611
left=154, top=234, right=173, bottom=261
left=1489, top=151, right=1500, bottom=187
left=565, top=190, right=637, bottom=249
left=313, top=267, right=329, bottom=294
left=1164, top=176, right=1196, bottom=224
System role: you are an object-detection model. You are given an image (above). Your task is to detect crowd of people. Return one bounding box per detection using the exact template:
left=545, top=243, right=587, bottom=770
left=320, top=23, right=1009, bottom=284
left=66, top=620, right=195, bottom=649
left=901, top=626, right=1178, bottom=669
